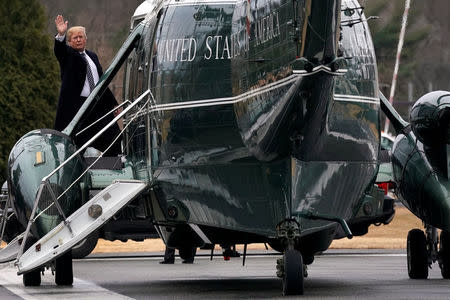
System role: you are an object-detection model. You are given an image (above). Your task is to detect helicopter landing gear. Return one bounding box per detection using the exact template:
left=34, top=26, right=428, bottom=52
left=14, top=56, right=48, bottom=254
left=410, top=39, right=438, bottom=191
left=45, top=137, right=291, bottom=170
left=276, top=219, right=304, bottom=295
left=22, top=236, right=41, bottom=287
left=439, top=230, right=450, bottom=278
left=407, top=228, right=429, bottom=279
left=55, top=250, right=73, bottom=285
left=279, top=249, right=304, bottom=295
left=23, top=268, right=41, bottom=287
left=406, top=225, right=450, bottom=279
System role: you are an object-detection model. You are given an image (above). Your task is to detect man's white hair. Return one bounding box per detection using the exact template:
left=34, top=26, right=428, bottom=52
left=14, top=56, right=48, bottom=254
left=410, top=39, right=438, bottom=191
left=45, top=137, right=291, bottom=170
left=67, top=26, right=87, bottom=41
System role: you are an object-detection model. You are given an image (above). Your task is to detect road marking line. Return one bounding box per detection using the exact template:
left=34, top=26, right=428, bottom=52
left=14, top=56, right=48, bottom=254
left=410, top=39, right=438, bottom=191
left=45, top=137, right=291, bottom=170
left=324, top=253, right=406, bottom=257
left=0, top=263, right=133, bottom=300
left=79, top=253, right=406, bottom=262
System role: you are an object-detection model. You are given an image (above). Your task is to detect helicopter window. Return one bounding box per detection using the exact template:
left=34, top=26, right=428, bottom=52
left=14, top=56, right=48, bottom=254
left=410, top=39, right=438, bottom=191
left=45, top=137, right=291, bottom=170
left=125, top=50, right=138, bottom=102
left=150, top=4, right=235, bottom=104
left=128, top=26, right=151, bottom=103
left=123, top=16, right=146, bottom=103
left=334, top=8, right=378, bottom=99
left=122, top=20, right=158, bottom=163
left=131, top=17, right=143, bottom=30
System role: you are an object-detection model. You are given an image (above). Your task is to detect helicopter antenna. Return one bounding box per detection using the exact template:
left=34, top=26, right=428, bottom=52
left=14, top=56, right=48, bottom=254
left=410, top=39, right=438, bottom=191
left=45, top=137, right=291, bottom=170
left=383, top=0, right=411, bottom=133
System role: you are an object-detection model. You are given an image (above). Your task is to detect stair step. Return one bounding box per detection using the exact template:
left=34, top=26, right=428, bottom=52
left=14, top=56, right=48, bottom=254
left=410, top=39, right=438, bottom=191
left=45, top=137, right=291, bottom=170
left=16, top=180, right=147, bottom=274
left=0, top=232, right=24, bottom=263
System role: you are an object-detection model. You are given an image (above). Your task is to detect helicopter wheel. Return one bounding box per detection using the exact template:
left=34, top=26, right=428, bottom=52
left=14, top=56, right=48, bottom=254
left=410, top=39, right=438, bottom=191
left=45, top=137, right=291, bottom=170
left=407, top=229, right=428, bottom=279
left=439, top=230, right=450, bottom=279
left=55, top=250, right=73, bottom=285
left=71, top=230, right=99, bottom=259
left=22, top=236, right=41, bottom=287
left=23, top=268, right=41, bottom=287
left=282, top=249, right=304, bottom=295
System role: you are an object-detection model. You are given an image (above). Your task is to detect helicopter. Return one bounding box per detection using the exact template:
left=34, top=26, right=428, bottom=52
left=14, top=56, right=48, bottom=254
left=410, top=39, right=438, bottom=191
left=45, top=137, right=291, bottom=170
left=1, top=0, right=449, bottom=296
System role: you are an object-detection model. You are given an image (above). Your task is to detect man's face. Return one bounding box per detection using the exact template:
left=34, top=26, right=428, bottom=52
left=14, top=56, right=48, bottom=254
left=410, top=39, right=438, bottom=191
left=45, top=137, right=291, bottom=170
left=68, top=30, right=86, bottom=52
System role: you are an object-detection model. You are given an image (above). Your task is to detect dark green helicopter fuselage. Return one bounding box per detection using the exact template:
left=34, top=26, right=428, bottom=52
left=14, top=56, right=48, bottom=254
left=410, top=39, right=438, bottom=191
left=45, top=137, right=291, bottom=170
left=123, top=0, right=381, bottom=253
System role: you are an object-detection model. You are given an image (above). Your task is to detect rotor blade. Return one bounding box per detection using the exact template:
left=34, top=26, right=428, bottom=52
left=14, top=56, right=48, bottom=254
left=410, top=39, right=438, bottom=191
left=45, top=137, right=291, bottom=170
left=379, top=91, right=409, bottom=134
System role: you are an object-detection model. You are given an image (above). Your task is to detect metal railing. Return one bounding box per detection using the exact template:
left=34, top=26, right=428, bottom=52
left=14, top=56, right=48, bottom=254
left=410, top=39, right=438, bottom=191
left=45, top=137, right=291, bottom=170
left=0, top=185, right=12, bottom=246
left=17, top=89, right=152, bottom=259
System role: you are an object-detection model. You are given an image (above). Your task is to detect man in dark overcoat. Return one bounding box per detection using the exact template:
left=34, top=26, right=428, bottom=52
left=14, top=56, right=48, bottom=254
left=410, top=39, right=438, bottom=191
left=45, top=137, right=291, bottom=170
left=54, top=15, right=121, bottom=155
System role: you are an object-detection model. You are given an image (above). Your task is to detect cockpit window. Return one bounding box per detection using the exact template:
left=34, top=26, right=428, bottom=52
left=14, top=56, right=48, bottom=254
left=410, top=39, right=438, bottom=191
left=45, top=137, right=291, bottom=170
left=334, top=6, right=378, bottom=98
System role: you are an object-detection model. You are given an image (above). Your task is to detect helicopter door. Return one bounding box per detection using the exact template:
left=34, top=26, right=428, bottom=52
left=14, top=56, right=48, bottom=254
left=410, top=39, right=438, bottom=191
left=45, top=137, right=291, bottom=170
left=147, top=11, right=163, bottom=170
left=123, top=13, right=161, bottom=181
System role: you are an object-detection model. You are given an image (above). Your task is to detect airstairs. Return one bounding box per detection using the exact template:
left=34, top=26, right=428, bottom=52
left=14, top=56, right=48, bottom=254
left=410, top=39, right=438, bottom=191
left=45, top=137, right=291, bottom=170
left=9, top=89, right=153, bottom=275
left=2, top=25, right=154, bottom=277
left=16, top=179, right=146, bottom=274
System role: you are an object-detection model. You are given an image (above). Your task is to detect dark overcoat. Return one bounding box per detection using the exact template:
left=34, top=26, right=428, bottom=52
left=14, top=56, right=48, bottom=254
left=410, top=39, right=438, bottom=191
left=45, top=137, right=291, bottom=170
left=53, top=37, right=121, bottom=154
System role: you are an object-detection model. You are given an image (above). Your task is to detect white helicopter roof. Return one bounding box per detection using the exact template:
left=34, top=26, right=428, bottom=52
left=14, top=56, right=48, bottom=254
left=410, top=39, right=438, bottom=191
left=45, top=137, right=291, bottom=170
left=131, top=0, right=158, bottom=28
left=133, top=0, right=155, bottom=19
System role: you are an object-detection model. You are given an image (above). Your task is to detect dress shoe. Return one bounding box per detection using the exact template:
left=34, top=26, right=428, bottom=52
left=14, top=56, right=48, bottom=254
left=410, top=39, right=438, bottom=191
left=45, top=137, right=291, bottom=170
left=160, top=260, right=174, bottom=264
left=182, top=260, right=193, bottom=264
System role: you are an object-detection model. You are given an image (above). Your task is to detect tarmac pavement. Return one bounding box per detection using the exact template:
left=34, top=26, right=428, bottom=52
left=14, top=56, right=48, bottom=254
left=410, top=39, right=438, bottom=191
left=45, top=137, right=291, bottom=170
left=0, top=249, right=449, bottom=299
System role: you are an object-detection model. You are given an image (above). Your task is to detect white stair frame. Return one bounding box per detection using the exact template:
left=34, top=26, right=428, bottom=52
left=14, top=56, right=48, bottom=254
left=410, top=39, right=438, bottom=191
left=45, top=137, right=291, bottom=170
left=16, top=179, right=147, bottom=274
left=0, top=232, right=24, bottom=263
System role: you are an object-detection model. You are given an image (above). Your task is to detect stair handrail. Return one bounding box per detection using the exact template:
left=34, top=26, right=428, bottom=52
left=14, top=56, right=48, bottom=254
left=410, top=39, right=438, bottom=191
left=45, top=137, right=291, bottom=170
left=75, top=99, right=131, bottom=137
left=0, top=188, right=13, bottom=246
left=16, top=89, right=151, bottom=259
left=44, top=89, right=149, bottom=183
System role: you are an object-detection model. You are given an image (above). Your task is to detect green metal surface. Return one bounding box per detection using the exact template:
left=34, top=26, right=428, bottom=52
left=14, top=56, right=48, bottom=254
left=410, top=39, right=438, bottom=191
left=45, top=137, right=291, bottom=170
left=8, top=129, right=85, bottom=237
left=7, top=0, right=394, bottom=258
left=392, top=131, right=450, bottom=231
left=376, top=163, right=393, bottom=183
left=88, top=164, right=135, bottom=189
left=390, top=91, right=450, bottom=231
left=120, top=0, right=384, bottom=253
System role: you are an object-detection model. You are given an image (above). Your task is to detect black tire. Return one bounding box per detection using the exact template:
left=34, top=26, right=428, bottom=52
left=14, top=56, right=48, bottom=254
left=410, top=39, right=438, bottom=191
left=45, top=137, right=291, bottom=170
left=282, top=249, right=304, bottom=295
left=23, top=268, right=41, bottom=287
left=407, top=229, right=428, bottom=279
left=55, top=250, right=73, bottom=286
left=22, top=237, right=41, bottom=287
left=179, top=246, right=197, bottom=262
left=71, top=230, right=99, bottom=259
left=439, top=230, right=450, bottom=279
